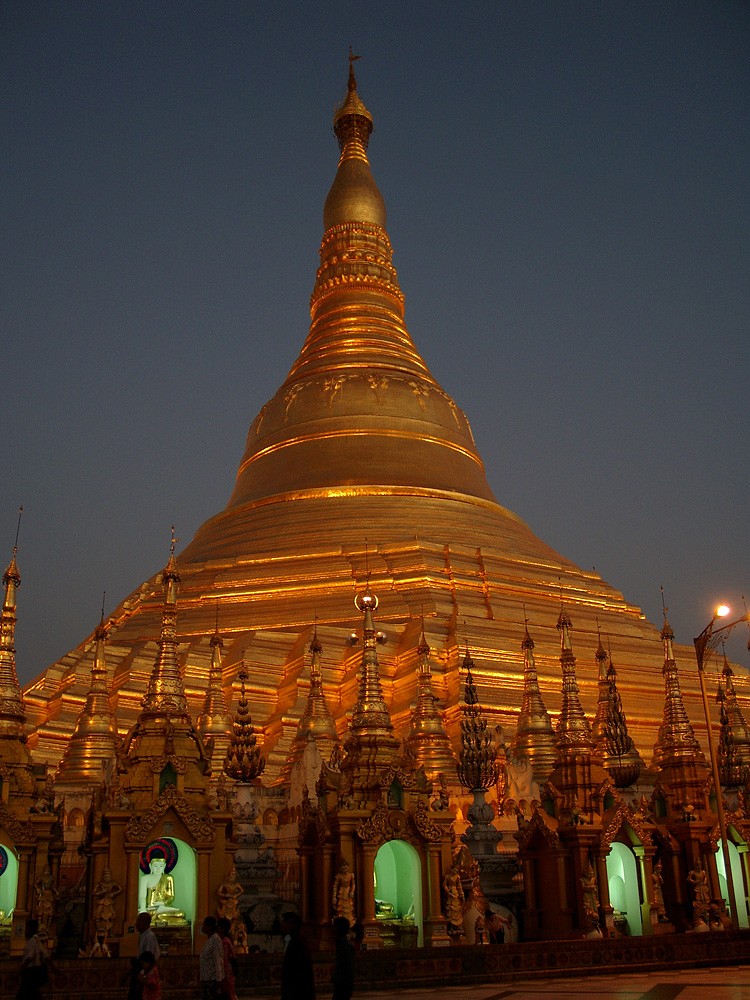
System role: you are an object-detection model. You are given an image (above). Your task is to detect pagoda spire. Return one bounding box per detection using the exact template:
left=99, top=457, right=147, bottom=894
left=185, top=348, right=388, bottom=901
left=341, top=583, right=400, bottom=785
left=197, top=610, right=234, bottom=756
left=0, top=512, right=26, bottom=736
left=57, top=609, right=119, bottom=784
left=287, top=625, right=340, bottom=768
left=652, top=608, right=704, bottom=770
left=224, top=659, right=265, bottom=782
left=717, top=646, right=750, bottom=789
left=554, top=606, right=593, bottom=758
left=591, top=631, right=642, bottom=788
left=511, top=619, right=557, bottom=784
left=457, top=649, right=498, bottom=792
left=405, top=619, right=456, bottom=781
left=222, top=56, right=495, bottom=518
left=141, top=529, right=189, bottom=719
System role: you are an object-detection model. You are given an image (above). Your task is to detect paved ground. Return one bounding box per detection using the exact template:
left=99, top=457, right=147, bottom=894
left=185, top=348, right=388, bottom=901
left=357, top=963, right=750, bottom=1000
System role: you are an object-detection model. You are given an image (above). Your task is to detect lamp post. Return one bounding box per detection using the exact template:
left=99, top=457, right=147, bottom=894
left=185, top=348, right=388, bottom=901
left=693, top=605, right=750, bottom=931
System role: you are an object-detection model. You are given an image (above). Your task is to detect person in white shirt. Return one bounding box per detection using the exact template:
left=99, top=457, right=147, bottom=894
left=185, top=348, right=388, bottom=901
left=136, top=911, right=161, bottom=962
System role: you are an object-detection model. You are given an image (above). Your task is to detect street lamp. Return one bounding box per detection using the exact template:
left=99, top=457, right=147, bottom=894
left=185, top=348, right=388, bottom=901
left=694, top=604, right=750, bottom=931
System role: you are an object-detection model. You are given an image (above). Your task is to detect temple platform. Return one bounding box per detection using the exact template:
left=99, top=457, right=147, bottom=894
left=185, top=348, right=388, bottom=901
left=2, top=931, right=748, bottom=998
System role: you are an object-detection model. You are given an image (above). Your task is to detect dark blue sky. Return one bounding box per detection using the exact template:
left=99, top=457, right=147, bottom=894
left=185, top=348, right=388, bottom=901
left=2, top=2, right=748, bottom=686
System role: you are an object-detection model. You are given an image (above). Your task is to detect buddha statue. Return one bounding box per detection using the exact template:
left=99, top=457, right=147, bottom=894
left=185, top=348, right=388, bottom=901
left=138, top=853, right=186, bottom=925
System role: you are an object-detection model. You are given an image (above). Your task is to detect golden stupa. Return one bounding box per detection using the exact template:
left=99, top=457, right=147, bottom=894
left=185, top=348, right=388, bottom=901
left=22, top=63, right=732, bottom=781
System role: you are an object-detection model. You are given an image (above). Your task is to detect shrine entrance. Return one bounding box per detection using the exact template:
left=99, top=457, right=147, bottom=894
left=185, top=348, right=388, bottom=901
left=715, top=837, right=749, bottom=928
left=373, top=840, right=423, bottom=946
left=605, top=842, right=642, bottom=936
left=0, top=844, right=18, bottom=954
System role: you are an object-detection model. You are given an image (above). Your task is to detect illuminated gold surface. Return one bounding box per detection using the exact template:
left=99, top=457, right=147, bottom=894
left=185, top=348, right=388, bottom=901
left=590, top=635, right=643, bottom=788
left=404, top=624, right=456, bottom=781
left=717, top=650, right=750, bottom=787
left=55, top=618, right=118, bottom=784
left=286, top=627, right=340, bottom=770
left=21, top=67, right=748, bottom=788
left=511, top=625, right=557, bottom=784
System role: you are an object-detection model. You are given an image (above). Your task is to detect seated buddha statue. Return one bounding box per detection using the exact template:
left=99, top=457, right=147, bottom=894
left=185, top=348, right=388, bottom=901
left=138, top=854, right=186, bottom=925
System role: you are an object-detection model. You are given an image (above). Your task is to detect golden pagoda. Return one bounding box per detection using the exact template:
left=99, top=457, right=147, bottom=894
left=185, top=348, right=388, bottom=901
left=21, top=61, right=745, bottom=801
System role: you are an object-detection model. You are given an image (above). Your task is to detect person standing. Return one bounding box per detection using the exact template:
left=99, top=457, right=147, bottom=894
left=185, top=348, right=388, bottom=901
left=199, top=916, right=225, bottom=1000
left=217, top=917, right=237, bottom=1000
left=17, top=918, right=51, bottom=1000
left=136, top=911, right=161, bottom=963
left=331, top=917, right=354, bottom=1000
left=281, top=912, right=315, bottom=1000
left=139, top=950, right=162, bottom=1000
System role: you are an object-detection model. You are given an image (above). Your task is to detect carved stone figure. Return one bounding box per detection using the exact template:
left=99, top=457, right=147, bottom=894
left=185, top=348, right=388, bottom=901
left=651, top=860, right=666, bottom=920
left=580, top=860, right=599, bottom=930
left=93, top=867, right=123, bottom=938
left=442, top=865, right=464, bottom=932
left=216, top=866, right=243, bottom=928
left=687, top=866, right=710, bottom=926
left=35, top=865, right=56, bottom=932
left=332, top=858, right=356, bottom=925
left=430, top=773, right=450, bottom=812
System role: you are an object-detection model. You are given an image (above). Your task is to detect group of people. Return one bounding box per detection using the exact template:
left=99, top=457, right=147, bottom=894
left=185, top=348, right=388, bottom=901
left=17, top=906, right=359, bottom=1000
left=281, top=912, right=354, bottom=1000
left=124, top=911, right=238, bottom=1000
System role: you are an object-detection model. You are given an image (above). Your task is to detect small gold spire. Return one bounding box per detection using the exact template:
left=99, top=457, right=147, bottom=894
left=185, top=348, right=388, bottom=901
left=57, top=608, right=119, bottom=784
left=457, top=649, right=498, bottom=791
left=141, top=531, right=189, bottom=719
left=0, top=510, right=26, bottom=736
left=717, top=644, right=750, bottom=788
left=287, top=624, right=340, bottom=768
left=224, top=659, right=265, bottom=782
left=511, top=615, right=557, bottom=784
left=341, top=584, right=400, bottom=785
left=405, top=618, right=456, bottom=781
left=652, top=604, right=704, bottom=770
left=591, top=631, right=643, bottom=788
left=197, top=608, right=234, bottom=748
left=554, top=606, right=593, bottom=758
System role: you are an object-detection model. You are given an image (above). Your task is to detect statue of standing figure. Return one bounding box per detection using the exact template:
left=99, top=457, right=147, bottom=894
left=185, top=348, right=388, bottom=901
left=35, top=865, right=57, bottom=934
left=651, top=860, right=667, bottom=920
left=93, top=867, right=123, bottom=940
left=580, top=861, right=599, bottom=932
left=687, top=866, right=710, bottom=926
left=331, top=858, right=356, bottom=925
left=216, top=866, right=244, bottom=936
left=442, top=864, right=465, bottom=933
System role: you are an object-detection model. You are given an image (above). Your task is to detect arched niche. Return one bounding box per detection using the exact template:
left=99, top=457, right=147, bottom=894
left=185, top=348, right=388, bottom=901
left=373, top=840, right=423, bottom=946
left=715, top=838, right=749, bottom=928
left=0, top=844, right=18, bottom=922
left=605, top=842, right=642, bottom=936
left=137, top=836, right=196, bottom=931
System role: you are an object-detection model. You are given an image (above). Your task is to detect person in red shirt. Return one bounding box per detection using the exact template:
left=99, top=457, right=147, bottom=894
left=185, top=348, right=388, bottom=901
left=139, top=950, right=161, bottom=1000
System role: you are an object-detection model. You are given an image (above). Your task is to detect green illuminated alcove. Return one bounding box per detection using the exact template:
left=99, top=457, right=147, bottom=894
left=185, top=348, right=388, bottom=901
left=0, top=845, right=18, bottom=920
left=373, top=840, right=423, bottom=946
left=606, top=842, right=642, bottom=936
left=716, top=840, right=749, bottom=928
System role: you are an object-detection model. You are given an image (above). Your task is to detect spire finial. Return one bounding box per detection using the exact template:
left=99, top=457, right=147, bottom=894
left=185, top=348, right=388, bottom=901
left=348, top=46, right=360, bottom=89
left=13, top=506, right=22, bottom=558
left=100, top=591, right=106, bottom=627
left=170, top=525, right=178, bottom=557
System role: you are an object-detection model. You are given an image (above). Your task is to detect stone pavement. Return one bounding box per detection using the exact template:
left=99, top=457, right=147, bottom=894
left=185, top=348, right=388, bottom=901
left=357, top=963, right=750, bottom=1000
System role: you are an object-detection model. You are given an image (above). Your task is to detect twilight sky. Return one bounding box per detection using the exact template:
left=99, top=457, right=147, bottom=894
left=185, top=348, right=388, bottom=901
left=2, top=1, right=748, bottom=687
